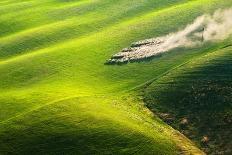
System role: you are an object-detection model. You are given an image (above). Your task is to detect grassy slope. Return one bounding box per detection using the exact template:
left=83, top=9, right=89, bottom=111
left=144, top=46, right=232, bottom=154
left=0, top=0, right=231, bottom=154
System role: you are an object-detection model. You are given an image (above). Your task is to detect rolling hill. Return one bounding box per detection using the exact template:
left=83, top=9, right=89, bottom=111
left=0, top=0, right=231, bottom=154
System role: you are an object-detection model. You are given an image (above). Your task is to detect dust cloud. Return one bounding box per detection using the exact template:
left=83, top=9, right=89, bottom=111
left=107, top=8, right=232, bottom=64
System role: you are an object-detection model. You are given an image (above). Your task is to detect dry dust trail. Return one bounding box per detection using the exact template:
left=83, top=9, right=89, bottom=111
left=107, top=8, right=232, bottom=64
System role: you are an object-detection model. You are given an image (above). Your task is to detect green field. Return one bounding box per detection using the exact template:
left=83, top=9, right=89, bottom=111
left=0, top=0, right=231, bottom=154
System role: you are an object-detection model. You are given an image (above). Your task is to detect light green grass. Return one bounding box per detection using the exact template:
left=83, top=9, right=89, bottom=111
left=0, top=0, right=231, bottom=154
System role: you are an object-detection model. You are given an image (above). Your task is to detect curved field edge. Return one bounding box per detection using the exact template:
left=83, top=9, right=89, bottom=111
left=0, top=95, right=203, bottom=154
left=143, top=46, right=232, bottom=154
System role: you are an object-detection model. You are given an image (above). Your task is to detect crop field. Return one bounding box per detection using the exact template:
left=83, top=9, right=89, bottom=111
left=0, top=0, right=231, bottom=154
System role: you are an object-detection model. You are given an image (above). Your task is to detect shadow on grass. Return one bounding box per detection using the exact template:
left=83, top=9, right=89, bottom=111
left=143, top=48, right=232, bottom=154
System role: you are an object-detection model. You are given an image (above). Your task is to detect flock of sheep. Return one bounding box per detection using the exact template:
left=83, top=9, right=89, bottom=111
left=106, top=37, right=166, bottom=64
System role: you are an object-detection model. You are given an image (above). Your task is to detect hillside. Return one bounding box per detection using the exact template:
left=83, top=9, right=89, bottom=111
left=0, top=0, right=231, bottom=154
left=143, top=46, right=232, bottom=154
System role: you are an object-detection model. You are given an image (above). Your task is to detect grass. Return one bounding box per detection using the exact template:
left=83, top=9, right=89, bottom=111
left=0, top=96, right=177, bottom=154
left=0, top=0, right=231, bottom=154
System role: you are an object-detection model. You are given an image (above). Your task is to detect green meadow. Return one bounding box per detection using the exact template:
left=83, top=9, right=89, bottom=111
left=0, top=0, right=231, bottom=154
